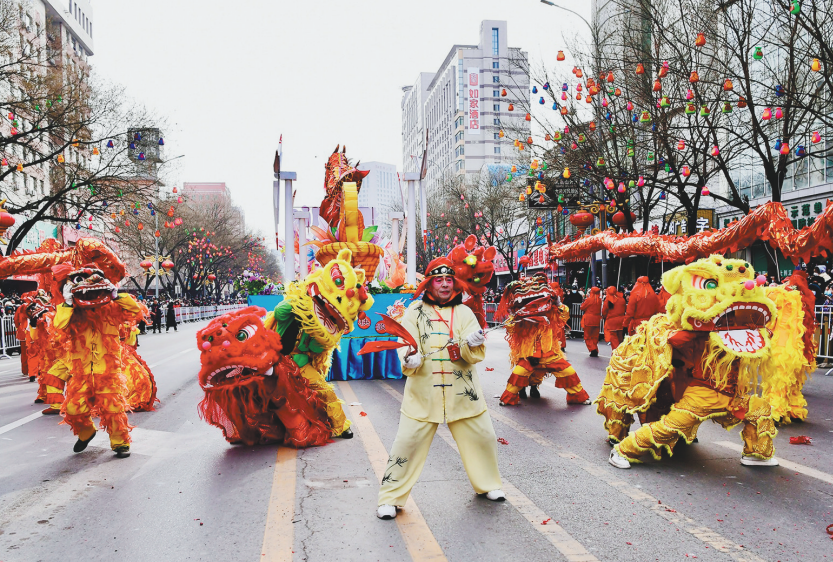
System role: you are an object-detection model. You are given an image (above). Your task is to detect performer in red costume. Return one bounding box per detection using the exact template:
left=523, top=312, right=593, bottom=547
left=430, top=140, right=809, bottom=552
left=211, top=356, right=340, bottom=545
left=196, top=307, right=332, bottom=447
left=624, top=276, right=660, bottom=334
left=580, top=287, right=602, bottom=356
left=602, top=286, right=627, bottom=350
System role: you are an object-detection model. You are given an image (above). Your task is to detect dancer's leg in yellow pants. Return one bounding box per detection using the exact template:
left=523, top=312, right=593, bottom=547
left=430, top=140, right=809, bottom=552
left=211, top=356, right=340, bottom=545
left=378, top=411, right=502, bottom=507
left=616, top=385, right=776, bottom=462
left=299, top=363, right=350, bottom=436
left=49, top=360, right=131, bottom=449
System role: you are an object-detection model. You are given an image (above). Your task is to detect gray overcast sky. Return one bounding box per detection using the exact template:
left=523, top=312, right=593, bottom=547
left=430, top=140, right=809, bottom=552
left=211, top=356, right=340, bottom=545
left=92, top=0, right=590, bottom=241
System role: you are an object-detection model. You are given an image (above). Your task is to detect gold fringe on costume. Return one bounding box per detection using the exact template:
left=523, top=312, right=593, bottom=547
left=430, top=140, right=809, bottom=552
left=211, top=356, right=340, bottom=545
left=760, top=287, right=813, bottom=422
left=595, top=314, right=675, bottom=417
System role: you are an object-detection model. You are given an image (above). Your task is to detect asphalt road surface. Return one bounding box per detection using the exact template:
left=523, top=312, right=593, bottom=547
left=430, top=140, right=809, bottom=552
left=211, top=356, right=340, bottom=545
left=1, top=321, right=832, bottom=562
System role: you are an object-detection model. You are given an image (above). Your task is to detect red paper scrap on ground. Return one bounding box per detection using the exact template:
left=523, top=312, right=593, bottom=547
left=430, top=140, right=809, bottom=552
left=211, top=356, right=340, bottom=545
left=541, top=518, right=551, bottom=525
left=485, top=367, right=495, bottom=371
left=360, top=411, right=368, bottom=417
left=789, top=435, right=812, bottom=444
left=497, top=437, right=509, bottom=445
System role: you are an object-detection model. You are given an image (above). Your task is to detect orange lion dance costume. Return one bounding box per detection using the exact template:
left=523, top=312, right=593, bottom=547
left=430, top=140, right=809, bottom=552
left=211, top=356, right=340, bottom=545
left=196, top=306, right=332, bottom=447
left=0, top=238, right=143, bottom=458
left=496, top=274, right=591, bottom=406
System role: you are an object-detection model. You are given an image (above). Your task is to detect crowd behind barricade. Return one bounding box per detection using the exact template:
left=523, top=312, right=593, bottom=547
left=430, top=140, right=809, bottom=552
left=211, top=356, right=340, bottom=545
left=0, top=290, right=248, bottom=357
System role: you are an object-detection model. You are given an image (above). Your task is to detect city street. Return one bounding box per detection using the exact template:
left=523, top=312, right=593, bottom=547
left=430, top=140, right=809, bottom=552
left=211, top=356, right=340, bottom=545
left=0, top=319, right=832, bottom=562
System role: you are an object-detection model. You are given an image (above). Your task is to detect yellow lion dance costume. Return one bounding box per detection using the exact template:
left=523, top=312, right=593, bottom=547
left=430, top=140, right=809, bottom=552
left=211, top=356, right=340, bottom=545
left=265, top=248, right=374, bottom=438
left=599, top=255, right=811, bottom=469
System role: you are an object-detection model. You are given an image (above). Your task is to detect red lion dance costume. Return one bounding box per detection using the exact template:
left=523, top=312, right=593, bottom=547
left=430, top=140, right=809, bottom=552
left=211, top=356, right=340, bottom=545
left=496, top=274, right=591, bottom=406
left=0, top=239, right=145, bottom=458
left=196, top=306, right=332, bottom=447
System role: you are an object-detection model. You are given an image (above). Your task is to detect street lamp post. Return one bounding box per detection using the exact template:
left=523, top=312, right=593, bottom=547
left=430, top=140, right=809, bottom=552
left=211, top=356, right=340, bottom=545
left=403, top=172, right=420, bottom=286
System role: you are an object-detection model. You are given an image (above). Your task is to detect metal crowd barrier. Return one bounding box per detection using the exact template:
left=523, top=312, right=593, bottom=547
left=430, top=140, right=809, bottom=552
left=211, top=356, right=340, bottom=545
left=813, top=305, right=833, bottom=375
left=0, top=304, right=248, bottom=359
left=484, top=303, right=498, bottom=326
left=569, top=303, right=584, bottom=337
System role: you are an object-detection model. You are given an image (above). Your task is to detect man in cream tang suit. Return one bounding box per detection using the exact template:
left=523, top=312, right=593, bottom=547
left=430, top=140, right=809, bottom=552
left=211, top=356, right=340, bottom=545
left=377, top=257, right=504, bottom=520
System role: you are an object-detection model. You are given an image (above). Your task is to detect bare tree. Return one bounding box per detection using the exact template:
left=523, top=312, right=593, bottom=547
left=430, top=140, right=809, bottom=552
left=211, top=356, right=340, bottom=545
left=0, top=0, right=166, bottom=253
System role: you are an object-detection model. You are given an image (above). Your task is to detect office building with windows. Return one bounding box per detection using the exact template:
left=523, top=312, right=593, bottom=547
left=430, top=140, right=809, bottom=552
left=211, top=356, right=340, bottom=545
left=357, top=161, right=400, bottom=236
left=400, top=20, right=530, bottom=194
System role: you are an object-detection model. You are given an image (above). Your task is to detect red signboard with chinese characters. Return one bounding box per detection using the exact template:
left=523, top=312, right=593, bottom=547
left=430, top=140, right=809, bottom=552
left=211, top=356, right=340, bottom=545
left=467, top=68, right=481, bottom=135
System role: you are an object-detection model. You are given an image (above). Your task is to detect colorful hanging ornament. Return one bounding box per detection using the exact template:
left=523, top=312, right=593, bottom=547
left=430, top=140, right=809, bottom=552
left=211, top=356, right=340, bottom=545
left=635, top=63, right=645, bottom=75
left=753, top=46, right=763, bottom=60
left=557, top=50, right=565, bottom=61
left=811, top=131, right=821, bottom=143
left=689, top=71, right=700, bottom=83
left=695, top=32, right=706, bottom=47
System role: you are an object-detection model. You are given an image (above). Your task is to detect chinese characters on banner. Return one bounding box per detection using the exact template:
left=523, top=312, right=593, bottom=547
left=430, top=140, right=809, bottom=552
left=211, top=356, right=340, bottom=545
left=467, top=67, right=480, bottom=135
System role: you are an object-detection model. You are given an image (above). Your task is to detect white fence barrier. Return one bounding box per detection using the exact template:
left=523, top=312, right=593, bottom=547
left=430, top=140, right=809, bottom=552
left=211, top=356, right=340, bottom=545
left=0, top=303, right=247, bottom=360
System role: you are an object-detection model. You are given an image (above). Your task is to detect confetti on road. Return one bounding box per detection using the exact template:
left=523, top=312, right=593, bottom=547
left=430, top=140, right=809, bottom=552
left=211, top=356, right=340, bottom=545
left=497, top=437, right=509, bottom=445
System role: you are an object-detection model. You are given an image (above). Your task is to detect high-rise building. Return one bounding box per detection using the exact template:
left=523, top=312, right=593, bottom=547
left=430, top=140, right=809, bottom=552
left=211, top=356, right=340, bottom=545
left=357, top=162, right=400, bottom=236
left=401, top=20, right=530, bottom=194
left=182, top=182, right=232, bottom=205
left=2, top=0, right=97, bottom=249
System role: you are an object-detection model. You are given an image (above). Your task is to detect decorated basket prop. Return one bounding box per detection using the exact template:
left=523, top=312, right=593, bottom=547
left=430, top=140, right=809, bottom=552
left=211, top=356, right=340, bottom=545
left=311, top=182, right=384, bottom=276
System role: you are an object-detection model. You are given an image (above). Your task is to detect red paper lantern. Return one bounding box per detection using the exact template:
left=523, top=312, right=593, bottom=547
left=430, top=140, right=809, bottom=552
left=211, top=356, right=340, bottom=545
left=611, top=211, right=636, bottom=227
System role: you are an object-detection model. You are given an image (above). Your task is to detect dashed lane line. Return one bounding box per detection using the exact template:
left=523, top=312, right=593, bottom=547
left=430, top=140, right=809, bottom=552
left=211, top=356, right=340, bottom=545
left=485, top=408, right=768, bottom=562
left=715, top=441, right=833, bottom=486
left=260, top=446, right=298, bottom=562
left=0, top=411, right=42, bottom=436
left=378, top=382, right=600, bottom=562
left=0, top=347, right=199, bottom=437
left=338, top=381, right=447, bottom=562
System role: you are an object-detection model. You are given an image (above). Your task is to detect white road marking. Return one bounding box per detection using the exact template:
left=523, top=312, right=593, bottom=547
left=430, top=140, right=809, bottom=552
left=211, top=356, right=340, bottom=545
left=0, top=412, right=43, bottom=436
left=486, top=409, right=768, bottom=562
left=379, top=382, right=600, bottom=562
left=715, top=441, right=833, bottom=485
left=0, top=348, right=198, bottom=438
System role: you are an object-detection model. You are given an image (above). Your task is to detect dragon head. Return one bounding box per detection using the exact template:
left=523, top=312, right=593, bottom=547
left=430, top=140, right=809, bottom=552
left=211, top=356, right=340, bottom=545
left=63, top=264, right=118, bottom=308
left=23, top=289, right=54, bottom=322
left=197, top=306, right=282, bottom=390
left=286, top=248, right=374, bottom=348
left=497, top=273, right=558, bottom=320
left=663, top=255, right=776, bottom=356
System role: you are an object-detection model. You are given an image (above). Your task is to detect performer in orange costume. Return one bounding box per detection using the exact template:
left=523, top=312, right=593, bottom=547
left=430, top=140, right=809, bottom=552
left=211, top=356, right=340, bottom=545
left=550, top=281, right=568, bottom=350
left=624, top=276, right=660, bottom=335
left=13, top=301, right=31, bottom=380
left=498, top=274, right=591, bottom=405
left=46, top=263, right=144, bottom=458
left=602, top=286, right=627, bottom=350
left=20, top=290, right=60, bottom=413
left=119, top=316, right=159, bottom=413
left=580, top=287, right=602, bottom=357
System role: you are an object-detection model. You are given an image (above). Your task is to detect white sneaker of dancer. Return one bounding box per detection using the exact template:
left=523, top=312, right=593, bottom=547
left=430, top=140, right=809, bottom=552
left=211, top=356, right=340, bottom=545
left=376, top=504, right=397, bottom=520
left=608, top=449, right=632, bottom=469
left=486, top=490, right=506, bottom=501
left=740, top=455, right=779, bottom=467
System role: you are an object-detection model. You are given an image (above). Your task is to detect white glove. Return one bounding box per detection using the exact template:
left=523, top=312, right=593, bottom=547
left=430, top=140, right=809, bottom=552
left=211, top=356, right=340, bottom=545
left=466, top=330, right=486, bottom=347
left=403, top=352, right=422, bottom=370
left=62, top=283, right=73, bottom=306
left=111, top=286, right=119, bottom=299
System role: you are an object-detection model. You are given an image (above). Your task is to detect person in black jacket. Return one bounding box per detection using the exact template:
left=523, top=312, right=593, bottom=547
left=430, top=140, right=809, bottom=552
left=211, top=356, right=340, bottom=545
left=150, top=300, right=162, bottom=333
left=165, top=301, right=177, bottom=332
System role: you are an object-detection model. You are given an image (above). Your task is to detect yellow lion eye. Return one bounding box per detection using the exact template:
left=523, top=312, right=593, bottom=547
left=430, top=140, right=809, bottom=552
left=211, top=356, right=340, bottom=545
left=704, top=279, right=718, bottom=290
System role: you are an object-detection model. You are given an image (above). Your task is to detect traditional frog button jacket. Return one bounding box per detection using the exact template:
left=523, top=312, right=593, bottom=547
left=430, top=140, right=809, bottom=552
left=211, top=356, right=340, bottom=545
left=396, top=299, right=486, bottom=423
